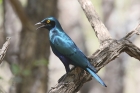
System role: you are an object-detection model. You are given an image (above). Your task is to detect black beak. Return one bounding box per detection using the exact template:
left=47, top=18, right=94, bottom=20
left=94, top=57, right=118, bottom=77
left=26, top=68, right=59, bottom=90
left=35, top=22, right=46, bottom=30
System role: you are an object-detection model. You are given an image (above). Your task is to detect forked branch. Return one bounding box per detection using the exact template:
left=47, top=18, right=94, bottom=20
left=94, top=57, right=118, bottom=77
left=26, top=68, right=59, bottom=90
left=48, top=0, right=140, bottom=93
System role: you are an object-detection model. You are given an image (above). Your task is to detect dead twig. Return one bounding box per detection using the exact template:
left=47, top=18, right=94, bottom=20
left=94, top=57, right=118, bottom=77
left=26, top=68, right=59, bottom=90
left=0, top=37, right=11, bottom=64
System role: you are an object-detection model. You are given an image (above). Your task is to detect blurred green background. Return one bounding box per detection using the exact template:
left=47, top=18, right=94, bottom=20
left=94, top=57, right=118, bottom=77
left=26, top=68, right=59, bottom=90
left=0, top=0, right=140, bottom=93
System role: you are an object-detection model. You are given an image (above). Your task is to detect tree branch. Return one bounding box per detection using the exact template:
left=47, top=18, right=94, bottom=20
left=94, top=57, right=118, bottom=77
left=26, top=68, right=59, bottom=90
left=48, top=25, right=140, bottom=93
left=124, top=24, right=140, bottom=39
left=78, top=0, right=113, bottom=46
left=125, top=41, right=140, bottom=61
left=48, top=0, right=140, bottom=93
left=0, top=37, right=10, bottom=64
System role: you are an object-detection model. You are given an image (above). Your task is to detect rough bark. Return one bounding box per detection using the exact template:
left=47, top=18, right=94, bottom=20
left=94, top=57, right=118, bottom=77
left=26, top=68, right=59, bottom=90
left=48, top=0, right=140, bottom=93
left=48, top=24, right=140, bottom=93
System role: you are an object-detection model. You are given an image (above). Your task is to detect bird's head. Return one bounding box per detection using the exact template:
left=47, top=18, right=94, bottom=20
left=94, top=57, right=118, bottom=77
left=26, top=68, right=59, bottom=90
left=35, top=17, right=58, bottom=30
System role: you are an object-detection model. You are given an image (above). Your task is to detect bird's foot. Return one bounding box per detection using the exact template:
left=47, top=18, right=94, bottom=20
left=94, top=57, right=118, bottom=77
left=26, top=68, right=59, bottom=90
left=58, top=68, right=75, bottom=83
left=58, top=73, right=67, bottom=83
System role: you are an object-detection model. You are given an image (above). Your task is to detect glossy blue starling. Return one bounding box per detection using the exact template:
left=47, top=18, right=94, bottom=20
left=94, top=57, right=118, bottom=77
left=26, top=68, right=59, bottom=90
left=35, top=17, right=107, bottom=87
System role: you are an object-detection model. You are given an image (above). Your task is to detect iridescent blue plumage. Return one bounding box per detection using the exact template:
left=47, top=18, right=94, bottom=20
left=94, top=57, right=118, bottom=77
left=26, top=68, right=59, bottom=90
left=35, top=17, right=107, bottom=87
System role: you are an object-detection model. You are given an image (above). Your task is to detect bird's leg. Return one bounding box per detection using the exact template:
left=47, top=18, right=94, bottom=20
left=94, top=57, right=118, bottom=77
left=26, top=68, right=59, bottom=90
left=58, top=64, right=70, bottom=83
left=58, top=66, right=77, bottom=83
left=65, top=66, right=71, bottom=72
left=58, top=73, right=67, bottom=83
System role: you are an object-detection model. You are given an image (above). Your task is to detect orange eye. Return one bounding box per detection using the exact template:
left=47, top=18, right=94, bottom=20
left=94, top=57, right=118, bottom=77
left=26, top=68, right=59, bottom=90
left=46, top=20, right=50, bottom=23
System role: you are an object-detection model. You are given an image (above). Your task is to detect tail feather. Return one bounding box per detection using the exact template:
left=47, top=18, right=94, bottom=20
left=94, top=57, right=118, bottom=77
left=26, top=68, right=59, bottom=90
left=86, top=68, right=107, bottom=87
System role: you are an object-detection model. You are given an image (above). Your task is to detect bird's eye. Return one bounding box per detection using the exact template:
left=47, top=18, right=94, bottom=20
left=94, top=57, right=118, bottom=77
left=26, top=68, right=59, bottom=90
left=46, top=20, right=50, bottom=23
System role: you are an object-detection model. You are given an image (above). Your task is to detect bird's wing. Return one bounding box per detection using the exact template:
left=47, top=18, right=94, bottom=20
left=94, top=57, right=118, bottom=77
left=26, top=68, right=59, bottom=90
left=50, top=41, right=71, bottom=72
left=52, top=34, right=89, bottom=68
left=53, top=35, right=77, bottom=56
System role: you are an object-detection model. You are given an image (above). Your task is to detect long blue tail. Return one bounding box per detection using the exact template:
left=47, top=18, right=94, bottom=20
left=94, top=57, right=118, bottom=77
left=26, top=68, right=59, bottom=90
left=86, top=68, right=107, bottom=87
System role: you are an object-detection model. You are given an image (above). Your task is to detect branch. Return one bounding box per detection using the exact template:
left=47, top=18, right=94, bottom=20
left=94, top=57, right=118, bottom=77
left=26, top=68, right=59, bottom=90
left=48, top=25, right=140, bottom=93
left=78, top=0, right=113, bottom=46
left=48, top=0, right=140, bottom=93
left=124, top=24, right=140, bottom=39
left=125, top=41, right=140, bottom=61
left=0, top=37, right=11, bottom=64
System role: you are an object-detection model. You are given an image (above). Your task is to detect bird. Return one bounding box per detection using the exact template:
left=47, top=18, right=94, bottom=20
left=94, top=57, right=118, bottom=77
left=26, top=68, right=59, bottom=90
left=35, top=17, right=107, bottom=87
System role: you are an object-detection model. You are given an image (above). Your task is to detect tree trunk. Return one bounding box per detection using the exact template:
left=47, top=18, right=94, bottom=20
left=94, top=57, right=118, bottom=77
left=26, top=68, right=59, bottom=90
left=4, top=0, right=57, bottom=93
